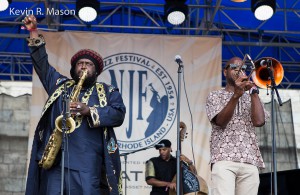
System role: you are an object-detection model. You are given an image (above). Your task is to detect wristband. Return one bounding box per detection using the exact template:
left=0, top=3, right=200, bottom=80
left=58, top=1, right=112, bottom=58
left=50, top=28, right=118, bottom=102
left=28, top=28, right=38, bottom=32
left=26, top=34, right=45, bottom=47
left=249, top=86, right=259, bottom=95
left=21, top=26, right=37, bottom=32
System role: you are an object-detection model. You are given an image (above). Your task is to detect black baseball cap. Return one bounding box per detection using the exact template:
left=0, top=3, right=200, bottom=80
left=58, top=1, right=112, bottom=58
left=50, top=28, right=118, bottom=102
left=155, top=139, right=172, bottom=150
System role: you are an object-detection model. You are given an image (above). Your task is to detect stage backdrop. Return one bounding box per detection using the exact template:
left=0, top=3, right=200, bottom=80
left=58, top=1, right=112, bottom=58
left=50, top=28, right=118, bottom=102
left=28, top=31, right=221, bottom=194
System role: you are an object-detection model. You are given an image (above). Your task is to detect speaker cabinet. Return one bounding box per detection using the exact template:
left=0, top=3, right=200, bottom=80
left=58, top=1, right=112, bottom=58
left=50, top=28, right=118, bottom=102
left=258, top=169, right=300, bottom=195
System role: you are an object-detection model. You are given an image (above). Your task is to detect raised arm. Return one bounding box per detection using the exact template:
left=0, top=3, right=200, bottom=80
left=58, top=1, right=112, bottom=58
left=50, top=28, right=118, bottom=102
left=23, top=15, right=39, bottom=39
left=213, top=75, right=252, bottom=128
left=23, top=15, right=66, bottom=94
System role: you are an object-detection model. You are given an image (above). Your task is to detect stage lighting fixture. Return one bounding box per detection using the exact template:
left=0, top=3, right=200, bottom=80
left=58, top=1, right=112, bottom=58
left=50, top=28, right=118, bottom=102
left=251, top=0, right=276, bottom=21
left=76, top=0, right=100, bottom=22
left=231, top=0, right=246, bottom=2
left=164, top=0, right=188, bottom=25
left=0, top=0, right=11, bottom=12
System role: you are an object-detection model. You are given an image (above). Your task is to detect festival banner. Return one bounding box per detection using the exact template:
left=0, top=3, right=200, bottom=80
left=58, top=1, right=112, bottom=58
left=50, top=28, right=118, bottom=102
left=29, top=31, right=221, bottom=194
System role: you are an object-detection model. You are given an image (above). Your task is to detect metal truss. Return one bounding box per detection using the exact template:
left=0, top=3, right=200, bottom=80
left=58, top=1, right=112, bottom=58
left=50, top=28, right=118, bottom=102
left=0, top=52, right=32, bottom=81
left=0, top=0, right=300, bottom=88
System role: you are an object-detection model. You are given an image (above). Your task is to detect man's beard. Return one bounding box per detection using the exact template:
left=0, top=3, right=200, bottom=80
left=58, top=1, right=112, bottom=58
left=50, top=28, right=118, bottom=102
left=73, top=71, right=98, bottom=88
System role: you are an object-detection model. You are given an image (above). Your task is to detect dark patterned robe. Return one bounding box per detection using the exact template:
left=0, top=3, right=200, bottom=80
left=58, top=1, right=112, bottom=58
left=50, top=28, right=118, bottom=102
left=25, top=44, right=126, bottom=195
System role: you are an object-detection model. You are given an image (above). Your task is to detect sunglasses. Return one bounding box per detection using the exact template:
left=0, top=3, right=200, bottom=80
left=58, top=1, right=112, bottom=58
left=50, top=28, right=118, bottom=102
left=226, top=64, right=247, bottom=71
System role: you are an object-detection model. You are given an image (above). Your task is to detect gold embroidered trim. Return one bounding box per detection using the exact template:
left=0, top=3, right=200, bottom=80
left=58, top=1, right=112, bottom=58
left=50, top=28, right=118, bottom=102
left=104, top=127, right=107, bottom=139
left=96, top=83, right=107, bottom=107
left=73, top=86, right=94, bottom=128
left=89, top=106, right=100, bottom=127
left=41, top=82, right=107, bottom=127
left=86, top=83, right=107, bottom=128
left=118, top=172, right=123, bottom=194
left=41, top=80, right=74, bottom=117
left=39, top=129, right=44, bottom=142
left=27, top=34, right=45, bottom=47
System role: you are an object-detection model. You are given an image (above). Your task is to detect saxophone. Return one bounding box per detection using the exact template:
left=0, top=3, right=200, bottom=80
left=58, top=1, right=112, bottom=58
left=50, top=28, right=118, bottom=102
left=38, top=70, right=88, bottom=169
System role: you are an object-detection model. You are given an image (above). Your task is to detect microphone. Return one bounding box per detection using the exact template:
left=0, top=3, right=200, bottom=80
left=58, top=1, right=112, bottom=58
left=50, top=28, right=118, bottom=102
left=260, top=59, right=268, bottom=66
left=175, top=55, right=183, bottom=65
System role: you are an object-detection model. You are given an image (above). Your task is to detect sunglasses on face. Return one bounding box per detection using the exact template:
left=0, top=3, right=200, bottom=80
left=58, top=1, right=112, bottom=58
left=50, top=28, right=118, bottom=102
left=226, top=64, right=247, bottom=71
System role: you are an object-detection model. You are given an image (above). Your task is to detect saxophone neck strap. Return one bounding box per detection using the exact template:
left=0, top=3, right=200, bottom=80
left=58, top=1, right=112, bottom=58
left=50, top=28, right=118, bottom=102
left=41, top=80, right=75, bottom=117
left=40, top=81, right=108, bottom=118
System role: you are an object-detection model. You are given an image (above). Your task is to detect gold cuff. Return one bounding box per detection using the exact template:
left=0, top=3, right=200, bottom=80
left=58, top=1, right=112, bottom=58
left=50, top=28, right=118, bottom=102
left=89, top=106, right=100, bottom=127
left=26, top=34, right=45, bottom=47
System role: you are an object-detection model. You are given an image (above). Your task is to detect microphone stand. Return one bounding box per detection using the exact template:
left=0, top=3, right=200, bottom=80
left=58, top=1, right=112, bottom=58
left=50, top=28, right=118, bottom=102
left=176, top=60, right=184, bottom=195
left=61, top=83, right=70, bottom=195
left=120, top=146, right=156, bottom=195
left=266, top=59, right=282, bottom=195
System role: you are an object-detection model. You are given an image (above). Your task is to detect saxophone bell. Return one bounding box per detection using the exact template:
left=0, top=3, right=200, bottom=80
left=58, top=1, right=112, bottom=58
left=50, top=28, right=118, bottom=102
left=54, top=115, right=76, bottom=134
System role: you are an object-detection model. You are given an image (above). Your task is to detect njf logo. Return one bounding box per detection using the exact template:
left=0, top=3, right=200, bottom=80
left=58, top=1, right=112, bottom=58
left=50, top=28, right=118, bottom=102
left=102, top=53, right=177, bottom=152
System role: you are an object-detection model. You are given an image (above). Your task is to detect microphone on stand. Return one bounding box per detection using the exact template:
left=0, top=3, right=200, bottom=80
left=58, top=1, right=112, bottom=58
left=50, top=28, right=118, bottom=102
left=260, top=59, right=267, bottom=66
left=260, top=59, right=272, bottom=67
left=175, top=55, right=183, bottom=66
left=174, top=54, right=184, bottom=195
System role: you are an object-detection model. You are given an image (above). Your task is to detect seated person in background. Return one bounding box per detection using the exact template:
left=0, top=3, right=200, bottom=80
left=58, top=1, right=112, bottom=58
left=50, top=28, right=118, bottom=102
left=145, top=139, right=196, bottom=195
